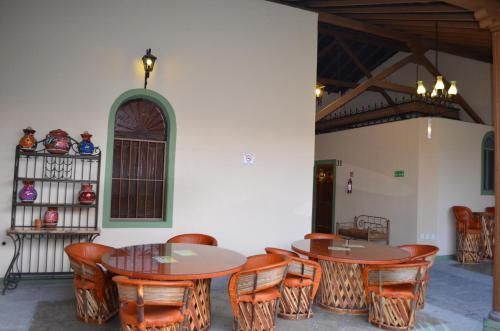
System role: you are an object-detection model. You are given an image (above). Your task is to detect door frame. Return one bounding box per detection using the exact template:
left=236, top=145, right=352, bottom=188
left=312, top=159, right=337, bottom=233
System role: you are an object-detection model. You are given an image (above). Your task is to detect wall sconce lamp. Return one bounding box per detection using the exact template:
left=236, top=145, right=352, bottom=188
left=142, top=48, right=157, bottom=89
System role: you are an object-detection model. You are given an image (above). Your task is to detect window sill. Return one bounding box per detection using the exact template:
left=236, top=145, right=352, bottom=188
left=103, top=219, right=172, bottom=228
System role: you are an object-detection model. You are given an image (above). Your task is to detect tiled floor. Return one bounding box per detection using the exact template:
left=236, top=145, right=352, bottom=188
left=0, top=258, right=492, bottom=331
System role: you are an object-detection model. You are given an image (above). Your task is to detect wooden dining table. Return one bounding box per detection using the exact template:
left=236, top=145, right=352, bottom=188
left=101, top=243, right=247, bottom=331
left=292, top=239, right=410, bottom=314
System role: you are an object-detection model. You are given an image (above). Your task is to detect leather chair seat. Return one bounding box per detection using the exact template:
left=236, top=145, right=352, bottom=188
left=239, top=287, right=281, bottom=303
left=121, top=303, right=184, bottom=326
left=368, top=283, right=416, bottom=299
left=284, top=275, right=313, bottom=288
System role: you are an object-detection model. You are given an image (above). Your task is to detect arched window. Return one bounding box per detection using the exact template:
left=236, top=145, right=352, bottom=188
left=482, top=131, right=494, bottom=195
left=103, top=89, right=176, bottom=228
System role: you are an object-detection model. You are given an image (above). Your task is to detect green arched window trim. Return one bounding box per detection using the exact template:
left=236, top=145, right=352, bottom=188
left=481, top=130, right=494, bottom=196
left=102, top=89, right=176, bottom=228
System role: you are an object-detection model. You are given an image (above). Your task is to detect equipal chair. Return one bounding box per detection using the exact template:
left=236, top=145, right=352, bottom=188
left=363, top=261, right=429, bottom=330
left=167, top=233, right=218, bottom=246
left=264, top=247, right=321, bottom=320
left=64, top=242, right=119, bottom=324
left=228, top=254, right=290, bottom=331
left=113, top=276, right=193, bottom=331
left=304, top=233, right=343, bottom=240
left=452, top=206, right=482, bottom=263
left=398, top=244, right=439, bottom=309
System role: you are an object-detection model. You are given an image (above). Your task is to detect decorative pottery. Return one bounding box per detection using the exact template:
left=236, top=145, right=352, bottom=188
left=34, top=219, right=42, bottom=229
left=43, top=207, right=59, bottom=228
left=18, top=180, right=37, bottom=203
left=78, top=184, right=96, bottom=205
left=19, top=127, right=37, bottom=150
left=44, top=129, right=70, bottom=154
left=79, top=131, right=95, bottom=155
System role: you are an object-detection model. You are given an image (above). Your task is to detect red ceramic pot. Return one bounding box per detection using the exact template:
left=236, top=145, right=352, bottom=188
left=19, top=127, right=37, bottom=150
left=44, top=129, right=70, bottom=154
left=78, top=184, right=96, bottom=205
left=44, top=207, right=59, bottom=228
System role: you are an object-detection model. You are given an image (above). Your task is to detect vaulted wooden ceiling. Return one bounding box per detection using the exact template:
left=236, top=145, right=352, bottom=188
left=269, top=0, right=494, bottom=94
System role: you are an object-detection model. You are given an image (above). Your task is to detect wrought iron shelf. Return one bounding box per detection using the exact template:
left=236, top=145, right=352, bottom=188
left=3, top=135, right=102, bottom=294
left=7, top=227, right=100, bottom=236
left=18, top=150, right=99, bottom=160
left=15, top=202, right=96, bottom=208
left=17, top=177, right=98, bottom=184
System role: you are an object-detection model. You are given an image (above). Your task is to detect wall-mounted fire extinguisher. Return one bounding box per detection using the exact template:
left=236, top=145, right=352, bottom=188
left=347, top=178, right=353, bottom=194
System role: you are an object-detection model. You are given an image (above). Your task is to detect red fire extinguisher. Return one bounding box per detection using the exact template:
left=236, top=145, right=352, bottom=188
left=347, top=178, right=353, bottom=194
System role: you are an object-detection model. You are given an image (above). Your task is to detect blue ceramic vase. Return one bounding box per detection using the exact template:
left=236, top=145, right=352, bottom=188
left=79, top=131, right=95, bottom=155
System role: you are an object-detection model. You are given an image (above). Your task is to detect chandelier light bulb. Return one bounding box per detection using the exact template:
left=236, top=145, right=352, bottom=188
left=431, top=87, right=437, bottom=98
left=315, top=85, right=324, bottom=98
left=416, top=81, right=427, bottom=96
left=448, top=81, right=458, bottom=96
left=434, top=75, right=445, bottom=91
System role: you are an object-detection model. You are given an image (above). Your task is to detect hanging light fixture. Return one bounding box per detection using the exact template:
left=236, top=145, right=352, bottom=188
left=415, top=22, right=458, bottom=99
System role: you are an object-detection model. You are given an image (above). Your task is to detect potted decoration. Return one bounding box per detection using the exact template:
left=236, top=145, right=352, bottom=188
left=18, top=180, right=37, bottom=203
left=19, top=127, right=37, bottom=151
left=44, top=129, right=70, bottom=154
left=78, top=184, right=96, bottom=204
left=44, top=207, right=59, bottom=228
left=78, top=131, right=95, bottom=155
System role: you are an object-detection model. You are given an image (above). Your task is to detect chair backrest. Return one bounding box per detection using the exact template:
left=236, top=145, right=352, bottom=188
left=264, top=247, right=299, bottom=258
left=64, top=242, right=114, bottom=282
left=167, top=233, right=218, bottom=246
left=452, top=206, right=473, bottom=233
left=363, top=261, right=429, bottom=289
left=486, top=207, right=495, bottom=214
left=304, top=233, right=343, bottom=240
left=228, top=254, right=289, bottom=317
left=113, top=276, right=193, bottom=326
left=398, top=245, right=439, bottom=268
left=113, top=275, right=193, bottom=306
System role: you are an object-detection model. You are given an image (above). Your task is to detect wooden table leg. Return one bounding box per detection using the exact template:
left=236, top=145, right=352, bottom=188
left=188, top=279, right=212, bottom=331
left=316, top=259, right=367, bottom=314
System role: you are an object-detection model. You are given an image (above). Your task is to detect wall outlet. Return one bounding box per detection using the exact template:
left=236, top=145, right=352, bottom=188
left=424, top=233, right=430, bottom=240
left=420, top=233, right=425, bottom=240
left=430, top=233, right=435, bottom=240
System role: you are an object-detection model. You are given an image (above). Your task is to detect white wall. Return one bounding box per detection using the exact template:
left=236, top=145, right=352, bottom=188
left=316, top=118, right=494, bottom=255
left=320, top=51, right=493, bottom=125
left=0, top=0, right=318, bottom=275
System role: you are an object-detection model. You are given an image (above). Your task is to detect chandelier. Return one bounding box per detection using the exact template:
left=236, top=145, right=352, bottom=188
left=416, top=22, right=457, bottom=99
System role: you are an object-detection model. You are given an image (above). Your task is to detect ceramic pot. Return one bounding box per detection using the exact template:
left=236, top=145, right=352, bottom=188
left=19, top=180, right=37, bottom=203
left=19, top=127, right=37, bottom=151
left=44, top=129, right=70, bottom=154
left=44, top=207, right=59, bottom=228
left=34, top=219, right=42, bottom=229
left=79, top=131, right=95, bottom=155
left=78, top=184, right=96, bottom=205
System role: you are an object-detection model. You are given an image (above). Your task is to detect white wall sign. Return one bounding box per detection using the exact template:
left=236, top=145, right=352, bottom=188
left=243, top=153, right=256, bottom=165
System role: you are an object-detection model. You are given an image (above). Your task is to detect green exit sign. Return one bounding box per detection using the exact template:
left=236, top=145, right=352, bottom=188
left=394, top=170, right=405, bottom=178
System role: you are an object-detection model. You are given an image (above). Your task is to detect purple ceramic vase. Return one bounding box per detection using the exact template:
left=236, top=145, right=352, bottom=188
left=44, top=207, right=59, bottom=228
left=19, top=180, right=37, bottom=203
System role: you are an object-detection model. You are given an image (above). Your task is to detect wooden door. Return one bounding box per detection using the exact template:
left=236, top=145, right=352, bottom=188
left=312, top=161, right=336, bottom=233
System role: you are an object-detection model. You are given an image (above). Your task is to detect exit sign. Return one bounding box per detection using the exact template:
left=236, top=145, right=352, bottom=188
left=394, top=170, right=405, bottom=177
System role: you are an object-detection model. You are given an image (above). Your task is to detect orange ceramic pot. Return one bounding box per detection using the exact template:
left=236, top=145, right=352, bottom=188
left=19, top=127, right=37, bottom=150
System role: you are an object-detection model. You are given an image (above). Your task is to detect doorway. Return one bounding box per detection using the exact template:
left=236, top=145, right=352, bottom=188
left=312, top=160, right=336, bottom=234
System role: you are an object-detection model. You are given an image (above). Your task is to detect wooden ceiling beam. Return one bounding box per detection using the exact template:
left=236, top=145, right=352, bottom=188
left=306, top=0, right=435, bottom=7
left=327, top=4, right=467, bottom=14
left=414, top=54, right=484, bottom=123
left=366, top=19, right=480, bottom=29
left=316, top=54, right=414, bottom=122
left=344, top=12, right=476, bottom=21
left=318, top=12, right=412, bottom=42
left=319, top=27, right=409, bottom=51
left=318, top=40, right=339, bottom=60
left=374, top=80, right=416, bottom=94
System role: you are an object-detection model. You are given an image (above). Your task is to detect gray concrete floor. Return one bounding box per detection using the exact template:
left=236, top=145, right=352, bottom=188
left=0, top=258, right=491, bottom=331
